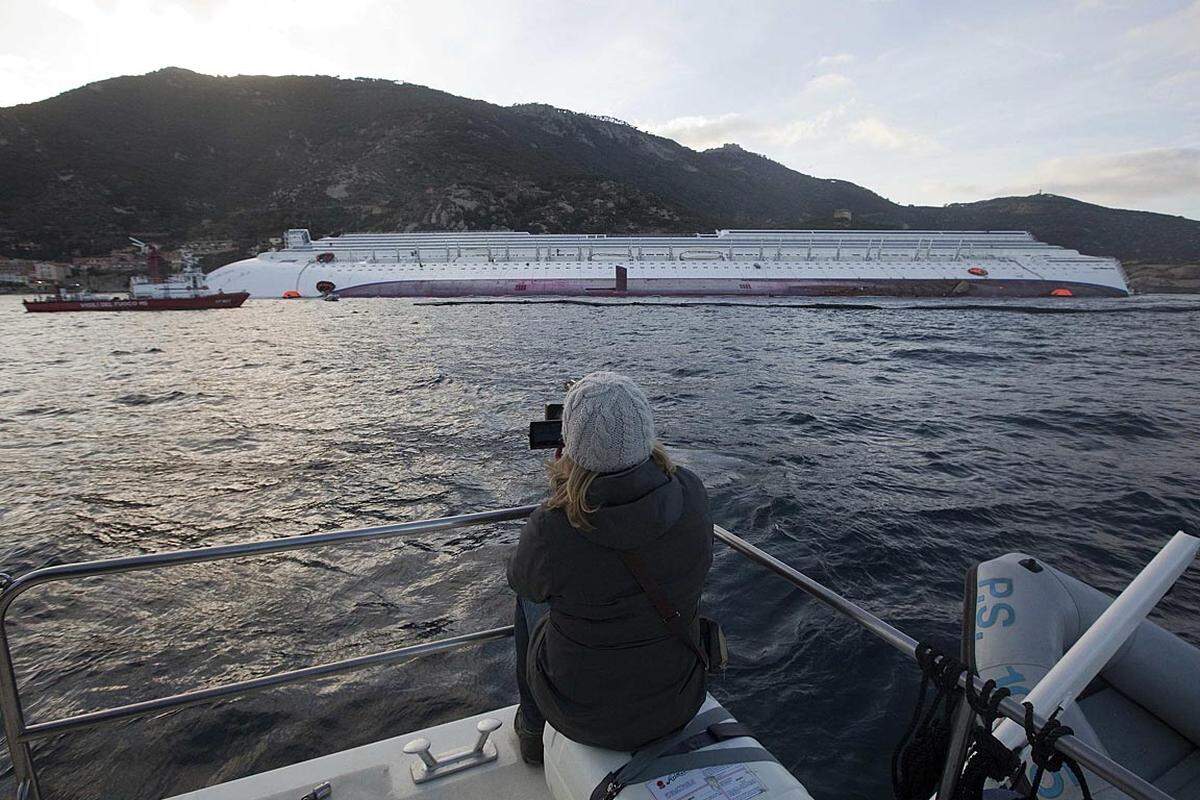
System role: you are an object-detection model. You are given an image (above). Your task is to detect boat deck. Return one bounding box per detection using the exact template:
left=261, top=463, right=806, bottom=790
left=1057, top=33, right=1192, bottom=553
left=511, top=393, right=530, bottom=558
left=167, top=705, right=551, bottom=800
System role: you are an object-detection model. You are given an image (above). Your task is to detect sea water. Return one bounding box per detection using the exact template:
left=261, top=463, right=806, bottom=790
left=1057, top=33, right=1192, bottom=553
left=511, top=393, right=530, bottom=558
left=1, top=295, right=1198, bottom=799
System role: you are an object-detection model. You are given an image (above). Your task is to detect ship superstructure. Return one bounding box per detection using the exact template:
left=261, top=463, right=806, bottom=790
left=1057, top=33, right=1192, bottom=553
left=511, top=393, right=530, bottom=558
left=205, top=228, right=1130, bottom=299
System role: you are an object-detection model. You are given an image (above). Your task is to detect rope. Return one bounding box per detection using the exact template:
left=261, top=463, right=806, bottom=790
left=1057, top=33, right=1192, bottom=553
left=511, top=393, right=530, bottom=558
left=892, top=643, right=966, bottom=800
left=953, top=676, right=1022, bottom=800
left=1022, top=703, right=1093, bottom=800
left=894, top=647, right=1096, bottom=800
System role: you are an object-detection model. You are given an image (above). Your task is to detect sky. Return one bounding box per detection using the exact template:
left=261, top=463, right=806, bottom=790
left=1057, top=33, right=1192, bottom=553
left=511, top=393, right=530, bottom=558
left=1, top=0, right=1198, bottom=219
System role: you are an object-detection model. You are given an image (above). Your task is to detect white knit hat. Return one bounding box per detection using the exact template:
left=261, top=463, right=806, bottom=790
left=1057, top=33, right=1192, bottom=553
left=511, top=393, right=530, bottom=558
left=562, top=372, right=656, bottom=473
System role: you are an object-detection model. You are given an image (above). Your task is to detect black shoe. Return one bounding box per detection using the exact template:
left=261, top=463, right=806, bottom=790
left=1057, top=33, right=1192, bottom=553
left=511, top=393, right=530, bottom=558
left=514, top=707, right=544, bottom=766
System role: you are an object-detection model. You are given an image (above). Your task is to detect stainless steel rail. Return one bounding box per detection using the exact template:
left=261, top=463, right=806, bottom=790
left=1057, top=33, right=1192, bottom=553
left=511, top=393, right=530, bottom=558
left=22, top=626, right=516, bottom=741
left=0, top=505, right=537, bottom=800
left=0, top=508, right=1176, bottom=800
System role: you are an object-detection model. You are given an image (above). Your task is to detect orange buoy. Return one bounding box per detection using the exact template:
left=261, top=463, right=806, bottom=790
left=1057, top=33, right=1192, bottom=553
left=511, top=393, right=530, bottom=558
left=282, top=290, right=302, bottom=299
left=968, top=267, right=989, bottom=277
left=1050, top=288, right=1073, bottom=297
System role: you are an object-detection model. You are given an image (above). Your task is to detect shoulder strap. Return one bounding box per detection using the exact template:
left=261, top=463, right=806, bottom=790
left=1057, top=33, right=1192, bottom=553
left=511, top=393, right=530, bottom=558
left=589, top=707, right=778, bottom=800
left=617, top=550, right=709, bottom=670
left=630, top=746, right=778, bottom=781
left=670, top=722, right=756, bottom=756
left=617, top=707, right=730, bottom=778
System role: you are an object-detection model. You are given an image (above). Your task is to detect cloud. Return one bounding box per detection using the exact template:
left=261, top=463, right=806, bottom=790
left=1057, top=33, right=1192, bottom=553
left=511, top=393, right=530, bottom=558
left=1126, top=0, right=1200, bottom=58
left=1029, top=147, right=1200, bottom=204
left=804, top=72, right=854, bottom=93
left=647, top=112, right=752, bottom=150
left=762, top=104, right=851, bottom=146
left=907, top=149, right=1200, bottom=217
left=847, top=117, right=939, bottom=154
left=645, top=102, right=853, bottom=151
left=649, top=75, right=856, bottom=151
left=1157, top=68, right=1200, bottom=95
left=0, top=53, right=38, bottom=85
left=816, top=53, right=855, bottom=67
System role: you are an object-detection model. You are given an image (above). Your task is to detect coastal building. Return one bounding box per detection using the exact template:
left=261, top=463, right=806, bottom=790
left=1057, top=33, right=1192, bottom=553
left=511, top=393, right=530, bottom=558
left=183, top=239, right=237, bottom=255
left=32, top=263, right=71, bottom=282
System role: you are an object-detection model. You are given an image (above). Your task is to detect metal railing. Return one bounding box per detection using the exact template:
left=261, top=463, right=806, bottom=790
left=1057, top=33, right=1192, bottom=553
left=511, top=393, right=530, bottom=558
left=0, top=506, right=535, bottom=800
left=0, top=509, right=1178, bottom=800
left=326, top=240, right=1041, bottom=267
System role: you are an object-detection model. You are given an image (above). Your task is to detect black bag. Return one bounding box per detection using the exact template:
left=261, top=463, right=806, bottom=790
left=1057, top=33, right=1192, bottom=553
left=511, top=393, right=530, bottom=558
left=618, top=551, right=728, bottom=675
left=698, top=616, right=728, bottom=673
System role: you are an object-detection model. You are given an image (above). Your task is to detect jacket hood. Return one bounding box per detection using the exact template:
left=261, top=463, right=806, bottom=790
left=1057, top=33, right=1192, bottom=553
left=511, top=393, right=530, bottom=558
left=576, top=458, right=683, bottom=550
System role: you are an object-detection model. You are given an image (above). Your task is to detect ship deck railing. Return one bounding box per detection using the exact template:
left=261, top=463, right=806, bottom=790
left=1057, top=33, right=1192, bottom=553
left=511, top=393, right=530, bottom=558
left=286, top=241, right=1103, bottom=265
left=281, top=230, right=1091, bottom=265
left=0, top=506, right=1174, bottom=800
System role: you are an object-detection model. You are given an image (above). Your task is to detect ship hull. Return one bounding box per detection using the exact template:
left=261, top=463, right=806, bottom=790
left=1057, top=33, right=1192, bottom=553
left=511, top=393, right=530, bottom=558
left=23, top=292, right=250, bottom=313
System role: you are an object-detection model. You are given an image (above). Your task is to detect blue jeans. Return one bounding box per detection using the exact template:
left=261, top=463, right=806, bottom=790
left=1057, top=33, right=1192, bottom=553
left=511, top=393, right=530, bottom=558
left=515, top=597, right=549, bottom=731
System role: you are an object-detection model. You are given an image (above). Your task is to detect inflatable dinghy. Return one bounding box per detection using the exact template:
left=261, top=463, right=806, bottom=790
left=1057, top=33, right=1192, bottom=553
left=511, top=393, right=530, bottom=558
left=969, top=553, right=1200, bottom=800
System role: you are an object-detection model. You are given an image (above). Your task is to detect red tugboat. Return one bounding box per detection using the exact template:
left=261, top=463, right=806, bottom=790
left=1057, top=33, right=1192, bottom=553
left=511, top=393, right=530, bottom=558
left=23, top=240, right=249, bottom=313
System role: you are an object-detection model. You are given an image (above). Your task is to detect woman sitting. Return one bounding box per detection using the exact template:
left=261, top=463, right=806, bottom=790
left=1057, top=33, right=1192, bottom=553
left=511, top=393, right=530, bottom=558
left=507, top=371, right=714, bottom=763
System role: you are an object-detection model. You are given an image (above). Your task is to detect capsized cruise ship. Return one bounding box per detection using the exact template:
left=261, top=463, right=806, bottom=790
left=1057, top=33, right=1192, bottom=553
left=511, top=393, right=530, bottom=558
left=206, top=228, right=1131, bottom=299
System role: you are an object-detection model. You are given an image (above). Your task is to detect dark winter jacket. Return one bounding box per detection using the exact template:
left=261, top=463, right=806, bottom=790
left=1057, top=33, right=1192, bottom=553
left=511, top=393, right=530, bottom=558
left=507, top=458, right=713, bottom=750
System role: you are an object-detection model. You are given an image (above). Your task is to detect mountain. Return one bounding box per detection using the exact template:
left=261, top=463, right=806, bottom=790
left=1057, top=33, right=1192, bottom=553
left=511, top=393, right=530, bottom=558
left=1, top=67, right=1197, bottom=289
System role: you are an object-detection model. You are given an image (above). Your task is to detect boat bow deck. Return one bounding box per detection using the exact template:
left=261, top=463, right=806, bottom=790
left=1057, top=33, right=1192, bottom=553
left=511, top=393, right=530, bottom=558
left=167, top=705, right=549, bottom=800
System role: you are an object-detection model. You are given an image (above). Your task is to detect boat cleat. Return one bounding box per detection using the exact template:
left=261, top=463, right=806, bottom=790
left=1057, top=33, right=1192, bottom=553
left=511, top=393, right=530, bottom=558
left=402, top=717, right=503, bottom=783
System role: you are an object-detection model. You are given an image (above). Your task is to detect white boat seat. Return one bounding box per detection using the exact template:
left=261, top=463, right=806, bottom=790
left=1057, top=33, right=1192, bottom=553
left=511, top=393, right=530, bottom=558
left=543, top=694, right=813, bottom=800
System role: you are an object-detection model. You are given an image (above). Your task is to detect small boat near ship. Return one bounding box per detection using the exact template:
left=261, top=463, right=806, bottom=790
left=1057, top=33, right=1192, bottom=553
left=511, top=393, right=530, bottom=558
left=22, top=241, right=249, bottom=313
left=0, top=503, right=1193, bottom=800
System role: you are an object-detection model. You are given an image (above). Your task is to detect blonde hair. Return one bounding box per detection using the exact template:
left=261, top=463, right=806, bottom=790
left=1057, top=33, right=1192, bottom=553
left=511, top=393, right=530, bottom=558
left=546, top=443, right=676, bottom=531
